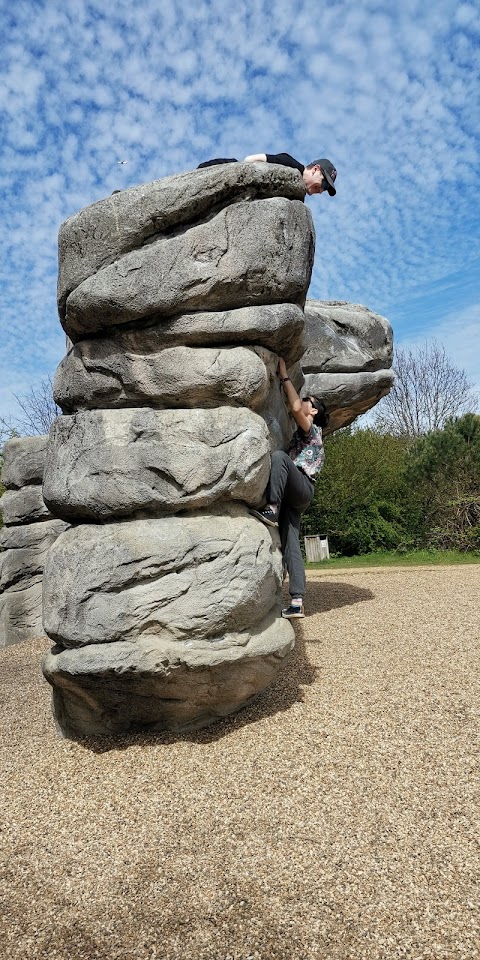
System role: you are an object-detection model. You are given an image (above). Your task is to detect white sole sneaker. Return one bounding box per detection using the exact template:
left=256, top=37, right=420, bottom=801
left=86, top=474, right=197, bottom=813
left=281, top=605, right=305, bottom=619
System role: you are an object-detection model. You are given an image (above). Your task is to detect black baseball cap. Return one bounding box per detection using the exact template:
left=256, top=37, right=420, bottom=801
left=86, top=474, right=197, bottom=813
left=318, top=159, right=337, bottom=196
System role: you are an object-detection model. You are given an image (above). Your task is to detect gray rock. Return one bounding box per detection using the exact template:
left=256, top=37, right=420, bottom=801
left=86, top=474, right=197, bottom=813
left=1, top=436, right=49, bottom=489
left=303, top=300, right=393, bottom=373
left=57, top=163, right=306, bottom=320
left=303, top=369, right=395, bottom=431
left=0, top=519, right=69, bottom=552
left=0, top=581, right=44, bottom=647
left=0, top=434, right=68, bottom=644
left=136, top=303, right=305, bottom=361
left=53, top=302, right=306, bottom=412
left=39, top=165, right=318, bottom=735
left=57, top=303, right=304, bottom=369
left=0, top=486, right=52, bottom=526
left=43, top=407, right=271, bottom=521
left=300, top=299, right=394, bottom=431
left=64, top=199, right=314, bottom=338
left=0, top=545, right=50, bottom=593
left=53, top=343, right=277, bottom=413
left=42, top=508, right=284, bottom=650
left=42, top=608, right=294, bottom=737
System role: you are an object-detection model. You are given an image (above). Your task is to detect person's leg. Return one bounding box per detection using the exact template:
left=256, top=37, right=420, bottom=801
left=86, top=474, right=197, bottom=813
left=257, top=452, right=314, bottom=616
left=249, top=451, right=292, bottom=527
left=197, top=158, right=238, bottom=168
left=266, top=451, right=298, bottom=508
left=251, top=451, right=313, bottom=523
left=279, top=502, right=306, bottom=605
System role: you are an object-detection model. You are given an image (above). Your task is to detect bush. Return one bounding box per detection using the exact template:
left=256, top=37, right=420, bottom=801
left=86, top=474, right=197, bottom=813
left=406, top=415, right=480, bottom=552
left=302, top=418, right=480, bottom=556
left=312, top=501, right=412, bottom=556
left=303, top=427, right=419, bottom=555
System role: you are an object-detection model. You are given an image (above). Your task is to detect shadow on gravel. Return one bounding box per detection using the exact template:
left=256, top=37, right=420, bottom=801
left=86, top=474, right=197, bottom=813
left=79, top=587, right=375, bottom=753
left=84, top=618, right=318, bottom=752
left=305, top=579, right=374, bottom=616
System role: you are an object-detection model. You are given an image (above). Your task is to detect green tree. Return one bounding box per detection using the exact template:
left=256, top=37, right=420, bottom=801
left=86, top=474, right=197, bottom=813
left=406, top=414, right=480, bottom=551
left=303, top=427, right=419, bottom=555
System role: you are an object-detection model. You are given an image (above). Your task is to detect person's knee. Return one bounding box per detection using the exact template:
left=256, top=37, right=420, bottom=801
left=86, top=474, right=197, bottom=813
left=271, top=450, right=289, bottom=468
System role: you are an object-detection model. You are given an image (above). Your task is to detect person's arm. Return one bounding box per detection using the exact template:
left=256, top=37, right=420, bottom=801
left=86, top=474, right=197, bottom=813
left=243, top=153, right=267, bottom=162
left=278, top=358, right=312, bottom=433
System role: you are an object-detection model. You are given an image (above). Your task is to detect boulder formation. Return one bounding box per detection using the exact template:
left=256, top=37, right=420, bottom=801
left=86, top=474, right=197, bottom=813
left=0, top=437, right=68, bottom=647
left=0, top=297, right=394, bottom=653
left=302, top=300, right=394, bottom=430
left=42, top=162, right=314, bottom=737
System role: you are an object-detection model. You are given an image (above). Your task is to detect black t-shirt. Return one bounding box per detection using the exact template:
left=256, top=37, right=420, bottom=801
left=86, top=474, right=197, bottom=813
left=198, top=153, right=305, bottom=174
left=265, top=153, right=305, bottom=174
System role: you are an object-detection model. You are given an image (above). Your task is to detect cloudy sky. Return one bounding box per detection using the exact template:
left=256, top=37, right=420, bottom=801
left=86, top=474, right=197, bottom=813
left=1, top=0, right=479, bottom=426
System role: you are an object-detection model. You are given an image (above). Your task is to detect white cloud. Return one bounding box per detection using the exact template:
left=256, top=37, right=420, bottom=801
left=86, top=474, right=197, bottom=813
left=0, top=0, right=479, bottom=426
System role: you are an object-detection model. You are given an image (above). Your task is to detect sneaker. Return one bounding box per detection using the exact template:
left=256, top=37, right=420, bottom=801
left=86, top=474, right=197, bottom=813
left=282, top=604, right=305, bottom=619
left=249, top=506, right=278, bottom=528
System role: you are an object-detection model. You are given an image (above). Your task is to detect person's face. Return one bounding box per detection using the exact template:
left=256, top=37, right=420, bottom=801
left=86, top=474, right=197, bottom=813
left=303, top=165, right=328, bottom=196
left=302, top=397, right=318, bottom=418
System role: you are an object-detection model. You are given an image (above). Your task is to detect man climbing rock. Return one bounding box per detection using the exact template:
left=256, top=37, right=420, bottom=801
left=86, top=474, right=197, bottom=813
left=198, top=152, right=337, bottom=197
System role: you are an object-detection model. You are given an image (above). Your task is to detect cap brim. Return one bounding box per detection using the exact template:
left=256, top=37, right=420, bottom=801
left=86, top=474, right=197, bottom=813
left=323, top=173, right=336, bottom=196
left=319, top=166, right=336, bottom=195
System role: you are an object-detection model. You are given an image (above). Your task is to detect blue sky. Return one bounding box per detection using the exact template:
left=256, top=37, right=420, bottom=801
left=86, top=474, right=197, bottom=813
left=1, top=0, right=479, bottom=426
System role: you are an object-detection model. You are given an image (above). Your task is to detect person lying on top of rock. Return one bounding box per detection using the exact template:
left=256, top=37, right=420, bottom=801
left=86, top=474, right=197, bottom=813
left=197, top=153, right=337, bottom=197
left=250, top=358, right=329, bottom=621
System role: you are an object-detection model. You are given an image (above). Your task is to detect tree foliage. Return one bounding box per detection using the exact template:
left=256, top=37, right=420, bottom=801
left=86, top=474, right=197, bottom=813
left=303, top=416, right=480, bottom=555
left=303, top=427, right=421, bottom=555
left=406, top=414, right=480, bottom=551
left=373, top=340, right=478, bottom=437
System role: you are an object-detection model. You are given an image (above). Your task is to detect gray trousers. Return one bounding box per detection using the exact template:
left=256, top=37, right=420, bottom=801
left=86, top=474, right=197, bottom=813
left=266, top=451, right=315, bottom=599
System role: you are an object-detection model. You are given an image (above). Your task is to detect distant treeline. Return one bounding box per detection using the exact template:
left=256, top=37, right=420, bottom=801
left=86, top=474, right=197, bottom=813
left=303, top=414, right=480, bottom=555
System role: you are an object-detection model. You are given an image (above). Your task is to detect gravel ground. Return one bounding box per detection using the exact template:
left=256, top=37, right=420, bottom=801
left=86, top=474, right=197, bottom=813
left=1, top=566, right=479, bottom=960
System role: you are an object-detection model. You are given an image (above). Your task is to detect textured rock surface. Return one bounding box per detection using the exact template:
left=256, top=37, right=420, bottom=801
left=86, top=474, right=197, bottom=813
left=259, top=372, right=302, bottom=452
left=54, top=303, right=304, bottom=413
left=58, top=163, right=306, bottom=320
left=43, top=407, right=271, bottom=520
left=303, top=300, right=394, bottom=430
left=64, top=198, right=314, bottom=339
left=0, top=581, right=43, bottom=648
left=43, top=164, right=320, bottom=734
left=43, top=609, right=293, bottom=736
left=303, top=300, right=392, bottom=373
left=0, top=544, right=52, bottom=593
left=0, top=438, right=66, bottom=647
left=304, top=370, right=395, bottom=431
left=0, top=518, right=68, bottom=552
left=0, top=485, right=52, bottom=526
left=42, top=509, right=283, bottom=649
left=1, top=436, right=49, bottom=489
left=54, top=343, right=278, bottom=413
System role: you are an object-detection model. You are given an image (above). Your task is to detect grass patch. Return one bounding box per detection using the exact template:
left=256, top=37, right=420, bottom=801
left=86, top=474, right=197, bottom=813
left=306, top=548, right=480, bottom=569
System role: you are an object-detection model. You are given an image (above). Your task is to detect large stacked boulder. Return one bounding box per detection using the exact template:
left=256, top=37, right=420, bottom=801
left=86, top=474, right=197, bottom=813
left=303, top=300, right=394, bottom=430
left=41, top=162, right=315, bottom=737
left=0, top=437, right=68, bottom=647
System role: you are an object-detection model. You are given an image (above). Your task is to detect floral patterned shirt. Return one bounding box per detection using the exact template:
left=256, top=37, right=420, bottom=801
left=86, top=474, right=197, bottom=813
left=287, top=424, right=325, bottom=481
